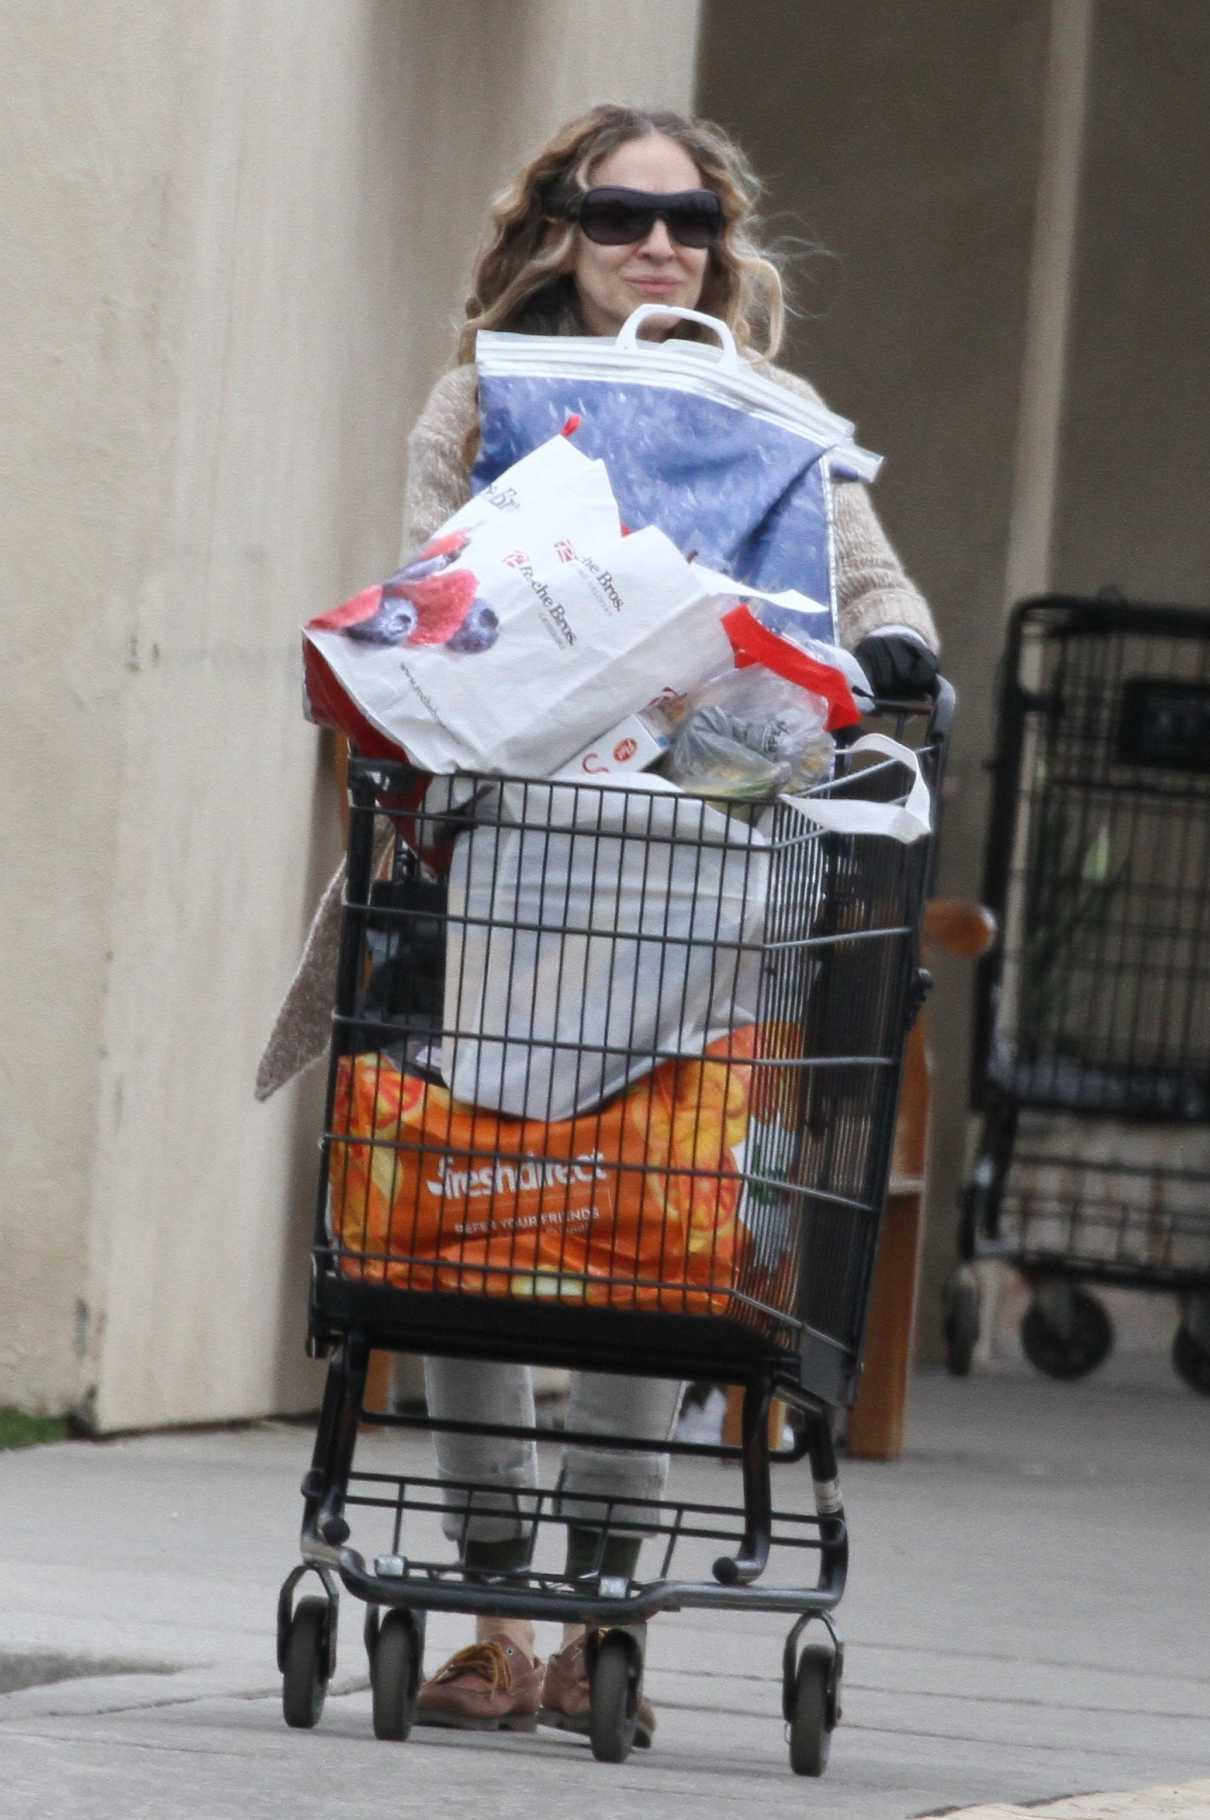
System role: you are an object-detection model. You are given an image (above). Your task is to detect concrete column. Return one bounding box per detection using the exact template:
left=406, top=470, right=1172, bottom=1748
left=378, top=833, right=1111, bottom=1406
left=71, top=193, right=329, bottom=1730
left=1051, top=0, right=1210, bottom=600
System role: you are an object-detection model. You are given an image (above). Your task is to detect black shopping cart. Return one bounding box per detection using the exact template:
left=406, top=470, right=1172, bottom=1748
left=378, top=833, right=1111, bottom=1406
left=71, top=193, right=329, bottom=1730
left=276, top=686, right=950, bottom=1776
left=947, top=598, right=1210, bottom=1390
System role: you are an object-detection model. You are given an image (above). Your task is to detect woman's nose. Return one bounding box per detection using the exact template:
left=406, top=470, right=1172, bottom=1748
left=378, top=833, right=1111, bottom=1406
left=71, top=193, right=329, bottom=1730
left=639, top=217, right=676, bottom=256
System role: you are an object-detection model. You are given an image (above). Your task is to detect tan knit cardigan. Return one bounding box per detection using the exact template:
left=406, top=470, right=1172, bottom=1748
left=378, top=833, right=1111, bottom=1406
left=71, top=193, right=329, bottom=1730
left=255, top=359, right=937, bottom=1100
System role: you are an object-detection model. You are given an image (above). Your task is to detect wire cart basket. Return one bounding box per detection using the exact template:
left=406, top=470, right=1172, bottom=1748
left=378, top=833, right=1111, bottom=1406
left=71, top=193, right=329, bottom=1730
left=947, top=598, right=1210, bottom=1390
left=277, top=685, right=951, bottom=1775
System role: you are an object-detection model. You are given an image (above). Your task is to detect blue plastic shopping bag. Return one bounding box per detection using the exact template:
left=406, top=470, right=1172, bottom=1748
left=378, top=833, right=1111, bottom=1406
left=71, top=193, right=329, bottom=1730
left=471, top=306, right=880, bottom=644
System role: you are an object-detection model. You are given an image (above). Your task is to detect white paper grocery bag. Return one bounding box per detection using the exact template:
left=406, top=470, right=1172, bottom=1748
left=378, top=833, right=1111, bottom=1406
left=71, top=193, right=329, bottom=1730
left=304, top=434, right=735, bottom=777
left=420, top=430, right=621, bottom=572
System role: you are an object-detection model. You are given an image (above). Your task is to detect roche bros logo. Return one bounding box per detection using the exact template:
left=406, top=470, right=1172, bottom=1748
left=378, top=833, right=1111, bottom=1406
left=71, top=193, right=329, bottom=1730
left=581, top=554, right=624, bottom=614
left=426, top=1152, right=608, bottom=1199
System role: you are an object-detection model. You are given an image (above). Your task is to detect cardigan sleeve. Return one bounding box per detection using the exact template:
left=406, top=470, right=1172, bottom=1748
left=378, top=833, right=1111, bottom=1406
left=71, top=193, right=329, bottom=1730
left=761, top=362, right=938, bottom=654
left=401, top=365, right=479, bottom=553
left=832, top=479, right=938, bottom=651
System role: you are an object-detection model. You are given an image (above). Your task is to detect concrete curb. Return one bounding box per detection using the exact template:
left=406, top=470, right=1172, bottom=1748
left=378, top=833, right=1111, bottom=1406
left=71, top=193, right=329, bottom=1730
left=927, top=1779, right=1210, bottom=1819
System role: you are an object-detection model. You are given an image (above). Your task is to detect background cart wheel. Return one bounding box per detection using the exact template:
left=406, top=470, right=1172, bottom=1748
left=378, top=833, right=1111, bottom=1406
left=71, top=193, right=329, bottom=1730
left=282, top=1596, right=330, bottom=1729
left=371, top=1610, right=417, bottom=1740
left=788, top=1643, right=833, bottom=1777
left=589, top=1631, right=639, bottom=1764
left=1172, top=1322, right=1210, bottom=1395
left=1021, top=1287, right=1113, bottom=1380
left=942, top=1270, right=980, bottom=1376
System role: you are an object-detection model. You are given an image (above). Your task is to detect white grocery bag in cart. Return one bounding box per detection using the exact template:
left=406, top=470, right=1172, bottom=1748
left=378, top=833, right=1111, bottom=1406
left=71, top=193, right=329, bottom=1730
left=303, top=431, right=735, bottom=777
left=441, top=738, right=932, bottom=1124
left=441, top=773, right=770, bottom=1122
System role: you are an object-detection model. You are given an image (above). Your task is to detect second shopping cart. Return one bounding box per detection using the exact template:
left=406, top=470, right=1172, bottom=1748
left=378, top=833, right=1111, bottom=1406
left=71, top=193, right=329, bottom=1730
left=948, top=597, right=1210, bottom=1388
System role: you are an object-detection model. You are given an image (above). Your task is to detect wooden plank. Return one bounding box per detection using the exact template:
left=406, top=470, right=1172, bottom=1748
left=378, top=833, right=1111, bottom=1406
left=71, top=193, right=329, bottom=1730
left=846, top=1189, right=924, bottom=1459
left=722, top=1388, right=786, bottom=1450
left=361, top=1350, right=395, bottom=1427
left=846, top=900, right=994, bottom=1458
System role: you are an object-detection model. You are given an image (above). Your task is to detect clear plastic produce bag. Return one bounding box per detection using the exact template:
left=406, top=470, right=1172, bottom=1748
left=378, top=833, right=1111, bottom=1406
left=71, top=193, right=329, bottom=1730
left=665, top=666, right=835, bottom=800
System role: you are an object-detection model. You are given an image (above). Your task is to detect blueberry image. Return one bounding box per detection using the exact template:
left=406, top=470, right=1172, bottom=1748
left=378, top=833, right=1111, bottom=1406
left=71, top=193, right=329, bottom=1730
left=346, top=590, right=417, bottom=646
left=445, top=600, right=499, bottom=654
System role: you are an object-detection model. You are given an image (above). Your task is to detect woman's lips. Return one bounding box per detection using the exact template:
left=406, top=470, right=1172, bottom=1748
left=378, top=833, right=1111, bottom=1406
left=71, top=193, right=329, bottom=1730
left=627, top=278, right=681, bottom=294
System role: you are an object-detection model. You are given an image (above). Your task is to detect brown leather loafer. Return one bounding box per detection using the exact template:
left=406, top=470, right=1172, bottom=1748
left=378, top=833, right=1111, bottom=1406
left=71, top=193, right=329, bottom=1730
left=538, top=1634, right=655, bottom=1748
left=415, top=1635, right=543, bottom=1731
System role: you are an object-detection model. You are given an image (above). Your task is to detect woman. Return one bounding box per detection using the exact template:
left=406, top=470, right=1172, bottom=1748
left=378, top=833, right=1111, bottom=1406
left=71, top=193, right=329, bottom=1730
left=259, top=103, right=938, bottom=1744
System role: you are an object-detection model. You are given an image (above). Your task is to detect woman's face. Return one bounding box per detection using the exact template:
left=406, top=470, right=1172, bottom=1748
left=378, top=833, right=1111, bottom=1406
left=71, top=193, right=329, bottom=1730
left=571, top=134, right=712, bottom=339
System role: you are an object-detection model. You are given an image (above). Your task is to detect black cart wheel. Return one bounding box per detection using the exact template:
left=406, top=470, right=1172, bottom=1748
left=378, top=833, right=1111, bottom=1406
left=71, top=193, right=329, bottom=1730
left=788, top=1643, right=833, bottom=1777
left=1172, top=1323, right=1210, bottom=1395
left=371, top=1611, right=417, bottom=1741
left=1021, top=1288, right=1113, bottom=1380
left=589, top=1632, right=639, bottom=1764
left=282, top=1596, right=330, bottom=1729
left=943, top=1272, right=980, bottom=1376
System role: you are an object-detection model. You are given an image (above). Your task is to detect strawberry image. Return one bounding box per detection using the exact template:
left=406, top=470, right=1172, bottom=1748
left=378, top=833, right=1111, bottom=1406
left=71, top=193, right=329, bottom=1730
left=386, top=530, right=470, bottom=588
left=310, top=583, right=385, bottom=635
left=404, top=565, right=478, bottom=645
left=400, top=531, right=465, bottom=571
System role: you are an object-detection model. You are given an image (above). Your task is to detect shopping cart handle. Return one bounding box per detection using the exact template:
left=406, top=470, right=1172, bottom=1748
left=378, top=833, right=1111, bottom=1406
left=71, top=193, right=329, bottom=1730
left=712, top=1544, right=767, bottom=1587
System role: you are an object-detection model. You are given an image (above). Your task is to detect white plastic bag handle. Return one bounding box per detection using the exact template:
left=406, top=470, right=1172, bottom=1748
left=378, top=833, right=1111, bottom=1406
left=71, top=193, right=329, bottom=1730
left=779, top=734, right=931, bottom=843
left=614, top=305, right=740, bottom=371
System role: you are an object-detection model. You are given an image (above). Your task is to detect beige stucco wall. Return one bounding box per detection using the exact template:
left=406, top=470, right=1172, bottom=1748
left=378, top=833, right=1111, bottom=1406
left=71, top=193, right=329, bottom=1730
left=2, top=0, right=700, bottom=1430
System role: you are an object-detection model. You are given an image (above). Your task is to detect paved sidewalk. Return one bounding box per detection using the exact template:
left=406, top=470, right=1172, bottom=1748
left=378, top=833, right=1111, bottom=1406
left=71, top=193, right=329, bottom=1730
left=1, top=1369, right=1208, bottom=1818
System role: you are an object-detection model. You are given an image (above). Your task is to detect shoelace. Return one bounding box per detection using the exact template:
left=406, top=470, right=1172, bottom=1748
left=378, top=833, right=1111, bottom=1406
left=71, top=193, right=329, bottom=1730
left=432, top=1641, right=515, bottom=1691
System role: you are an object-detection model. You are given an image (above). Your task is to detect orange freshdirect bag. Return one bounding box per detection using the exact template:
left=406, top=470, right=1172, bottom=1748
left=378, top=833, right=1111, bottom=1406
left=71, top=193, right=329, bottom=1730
left=328, top=1027, right=759, bottom=1314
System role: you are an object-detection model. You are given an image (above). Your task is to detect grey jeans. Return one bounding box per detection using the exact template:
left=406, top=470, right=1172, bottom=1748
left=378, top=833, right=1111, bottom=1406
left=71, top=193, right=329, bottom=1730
left=424, top=1356, right=683, bottom=1546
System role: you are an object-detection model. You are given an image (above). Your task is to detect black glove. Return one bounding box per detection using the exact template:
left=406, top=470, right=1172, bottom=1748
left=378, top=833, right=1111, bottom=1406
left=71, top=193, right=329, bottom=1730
left=853, top=631, right=939, bottom=699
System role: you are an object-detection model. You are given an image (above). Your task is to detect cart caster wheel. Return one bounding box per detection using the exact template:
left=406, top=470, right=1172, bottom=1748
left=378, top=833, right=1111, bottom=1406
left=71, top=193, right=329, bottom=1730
left=1021, top=1289, right=1113, bottom=1380
left=371, top=1611, right=417, bottom=1740
left=589, top=1631, right=640, bottom=1764
left=788, top=1643, right=834, bottom=1777
left=282, top=1596, right=331, bottom=1729
left=943, top=1272, right=980, bottom=1376
left=1172, top=1323, right=1210, bottom=1395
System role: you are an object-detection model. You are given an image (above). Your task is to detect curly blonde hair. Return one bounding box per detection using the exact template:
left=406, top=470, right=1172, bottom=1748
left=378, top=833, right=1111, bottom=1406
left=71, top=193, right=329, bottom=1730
left=456, top=103, right=786, bottom=365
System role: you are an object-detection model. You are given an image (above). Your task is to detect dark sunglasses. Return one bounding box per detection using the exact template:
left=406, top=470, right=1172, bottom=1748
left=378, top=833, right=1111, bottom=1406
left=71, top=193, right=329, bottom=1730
left=573, top=186, right=723, bottom=249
